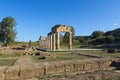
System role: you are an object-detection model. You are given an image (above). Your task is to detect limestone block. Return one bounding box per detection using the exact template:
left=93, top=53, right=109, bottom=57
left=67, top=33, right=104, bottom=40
left=83, top=61, right=92, bottom=71
left=20, top=65, right=33, bottom=78
left=99, top=59, right=112, bottom=68
left=74, top=61, right=84, bottom=71
left=0, top=66, right=6, bottom=80
left=5, top=66, right=20, bottom=80
left=44, top=62, right=56, bottom=75
left=32, top=63, right=44, bottom=77
left=91, top=60, right=99, bottom=69
left=54, top=62, right=64, bottom=73
left=44, top=61, right=65, bottom=75
left=103, top=60, right=112, bottom=67
left=64, top=62, right=74, bottom=72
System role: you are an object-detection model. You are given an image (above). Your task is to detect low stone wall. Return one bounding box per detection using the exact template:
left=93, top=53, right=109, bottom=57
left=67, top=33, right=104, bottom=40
left=0, top=58, right=113, bottom=80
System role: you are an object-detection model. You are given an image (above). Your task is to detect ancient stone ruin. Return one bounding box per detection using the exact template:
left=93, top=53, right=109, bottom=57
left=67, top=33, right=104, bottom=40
left=0, top=57, right=114, bottom=80
left=39, top=24, right=73, bottom=50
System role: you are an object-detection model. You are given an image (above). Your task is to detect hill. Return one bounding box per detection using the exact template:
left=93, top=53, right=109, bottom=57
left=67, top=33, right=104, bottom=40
left=105, top=28, right=120, bottom=37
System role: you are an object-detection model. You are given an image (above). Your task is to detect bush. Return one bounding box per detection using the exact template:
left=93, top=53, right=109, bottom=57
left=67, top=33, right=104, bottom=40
left=73, top=39, right=80, bottom=45
left=107, top=48, right=117, bottom=53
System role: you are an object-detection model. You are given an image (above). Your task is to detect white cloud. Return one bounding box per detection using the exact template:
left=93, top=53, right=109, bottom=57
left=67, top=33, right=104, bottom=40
left=113, top=23, right=119, bottom=26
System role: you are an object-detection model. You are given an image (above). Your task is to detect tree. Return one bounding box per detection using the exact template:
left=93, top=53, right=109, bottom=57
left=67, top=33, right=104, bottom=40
left=0, top=16, right=17, bottom=45
left=105, top=36, right=114, bottom=44
left=63, top=32, right=69, bottom=44
left=91, top=31, right=104, bottom=39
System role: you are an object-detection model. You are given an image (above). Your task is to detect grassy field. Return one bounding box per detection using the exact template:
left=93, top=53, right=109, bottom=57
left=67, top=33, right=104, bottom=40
left=0, top=53, right=20, bottom=66
left=0, top=58, right=17, bottom=66
left=0, top=47, right=120, bottom=65
left=32, top=52, right=91, bottom=63
left=32, top=50, right=120, bottom=63
left=77, top=50, right=120, bottom=57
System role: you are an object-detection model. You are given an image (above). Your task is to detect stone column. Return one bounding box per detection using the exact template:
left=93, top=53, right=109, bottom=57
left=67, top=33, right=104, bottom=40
left=47, top=36, right=50, bottom=49
left=49, top=35, right=52, bottom=50
left=68, top=32, right=72, bottom=49
left=39, top=39, right=41, bottom=47
left=45, top=38, right=47, bottom=48
left=52, top=33, right=56, bottom=50
left=47, top=37, right=50, bottom=49
left=56, top=32, right=60, bottom=50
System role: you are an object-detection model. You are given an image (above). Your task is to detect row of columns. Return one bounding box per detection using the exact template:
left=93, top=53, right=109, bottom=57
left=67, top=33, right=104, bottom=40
left=48, top=32, right=72, bottom=50
left=39, top=32, right=72, bottom=50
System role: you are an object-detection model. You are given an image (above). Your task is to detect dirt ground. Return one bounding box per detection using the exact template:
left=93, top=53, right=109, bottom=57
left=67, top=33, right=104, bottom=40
left=23, top=70, right=120, bottom=80
left=1, top=47, right=120, bottom=80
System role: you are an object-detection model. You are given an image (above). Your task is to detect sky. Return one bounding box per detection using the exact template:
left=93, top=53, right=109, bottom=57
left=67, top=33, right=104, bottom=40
left=0, top=0, right=120, bottom=42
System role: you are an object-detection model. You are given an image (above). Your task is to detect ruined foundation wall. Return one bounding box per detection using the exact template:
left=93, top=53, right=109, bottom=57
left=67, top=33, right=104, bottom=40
left=0, top=58, right=113, bottom=80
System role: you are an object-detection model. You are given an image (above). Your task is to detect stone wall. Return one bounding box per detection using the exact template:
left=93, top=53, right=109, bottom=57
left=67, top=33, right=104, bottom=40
left=0, top=58, right=113, bottom=80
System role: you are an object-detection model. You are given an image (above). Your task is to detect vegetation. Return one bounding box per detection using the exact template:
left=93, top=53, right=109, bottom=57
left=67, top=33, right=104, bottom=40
left=32, top=52, right=90, bottom=62
left=0, top=53, right=20, bottom=58
left=77, top=50, right=120, bottom=57
left=0, top=16, right=17, bottom=46
left=91, top=30, right=104, bottom=39
left=0, top=53, right=19, bottom=66
left=74, top=28, right=120, bottom=47
left=32, top=50, right=120, bottom=63
left=0, top=58, right=17, bottom=66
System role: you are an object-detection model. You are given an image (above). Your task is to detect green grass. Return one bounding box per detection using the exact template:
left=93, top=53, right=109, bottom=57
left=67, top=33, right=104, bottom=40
left=32, top=50, right=120, bottom=63
left=77, top=50, right=120, bottom=57
left=0, top=58, right=17, bottom=66
left=60, top=45, right=81, bottom=49
left=32, top=52, right=91, bottom=63
left=55, top=53, right=86, bottom=60
left=32, top=56, right=45, bottom=62
left=0, top=53, right=19, bottom=66
left=0, top=53, right=20, bottom=58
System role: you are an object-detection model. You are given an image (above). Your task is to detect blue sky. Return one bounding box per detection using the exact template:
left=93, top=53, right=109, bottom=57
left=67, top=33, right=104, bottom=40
left=0, top=0, right=120, bottom=41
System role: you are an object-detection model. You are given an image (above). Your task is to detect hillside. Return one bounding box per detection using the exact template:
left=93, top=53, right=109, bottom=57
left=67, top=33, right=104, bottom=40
left=105, top=28, right=120, bottom=37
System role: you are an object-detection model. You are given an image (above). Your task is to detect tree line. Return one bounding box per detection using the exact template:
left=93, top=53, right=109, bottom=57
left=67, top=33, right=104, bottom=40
left=74, top=28, right=120, bottom=45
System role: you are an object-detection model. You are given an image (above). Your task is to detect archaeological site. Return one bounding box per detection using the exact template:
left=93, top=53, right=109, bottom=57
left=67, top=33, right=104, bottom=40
left=0, top=25, right=120, bottom=80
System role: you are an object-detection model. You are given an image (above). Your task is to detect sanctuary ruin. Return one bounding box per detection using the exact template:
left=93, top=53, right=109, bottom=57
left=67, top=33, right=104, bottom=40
left=39, top=24, right=73, bottom=50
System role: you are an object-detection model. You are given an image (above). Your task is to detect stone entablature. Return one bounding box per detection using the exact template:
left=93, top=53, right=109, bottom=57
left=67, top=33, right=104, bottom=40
left=51, top=25, right=72, bottom=33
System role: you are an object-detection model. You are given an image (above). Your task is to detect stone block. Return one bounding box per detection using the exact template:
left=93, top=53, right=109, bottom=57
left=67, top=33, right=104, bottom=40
left=32, top=63, right=44, bottom=77
left=20, top=65, right=33, bottom=78
left=0, top=67, right=6, bottom=80
left=99, top=59, right=112, bottom=68
left=54, top=62, right=64, bottom=73
left=44, top=62, right=56, bottom=75
left=5, top=66, right=19, bottom=80
left=74, top=61, right=84, bottom=71
left=91, top=60, right=99, bottom=69
left=64, top=62, right=74, bottom=72
left=83, top=61, right=92, bottom=71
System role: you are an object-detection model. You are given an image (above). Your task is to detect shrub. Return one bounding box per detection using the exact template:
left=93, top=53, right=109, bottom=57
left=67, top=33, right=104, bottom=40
left=107, top=48, right=117, bottom=53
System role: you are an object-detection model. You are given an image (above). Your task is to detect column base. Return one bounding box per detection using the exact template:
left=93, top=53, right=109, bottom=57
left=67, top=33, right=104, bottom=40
left=68, top=44, right=72, bottom=49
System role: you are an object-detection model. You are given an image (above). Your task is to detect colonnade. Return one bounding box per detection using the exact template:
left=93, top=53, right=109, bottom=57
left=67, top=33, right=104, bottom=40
left=39, top=32, right=72, bottom=50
